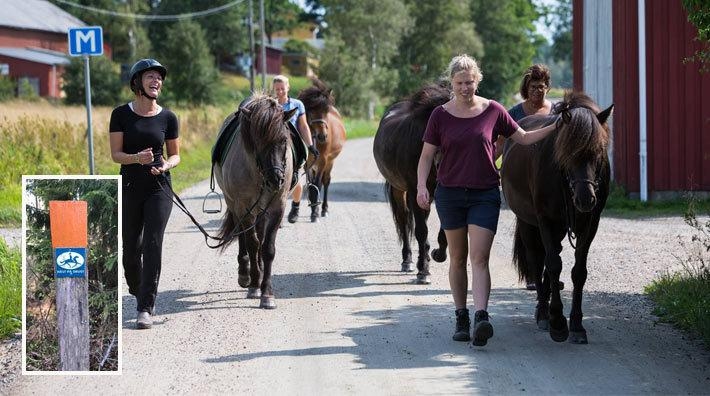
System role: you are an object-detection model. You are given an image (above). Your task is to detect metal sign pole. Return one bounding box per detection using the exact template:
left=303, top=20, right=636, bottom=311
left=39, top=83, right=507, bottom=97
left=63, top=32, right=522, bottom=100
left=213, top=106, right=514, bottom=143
left=259, top=0, right=266, bottom=89
left=84, top=55, right=95, bottom=175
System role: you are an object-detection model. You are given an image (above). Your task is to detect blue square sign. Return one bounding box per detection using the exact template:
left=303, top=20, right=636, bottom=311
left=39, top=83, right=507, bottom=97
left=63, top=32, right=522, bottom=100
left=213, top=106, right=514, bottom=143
left=68, top=26, right=103, bottom=56
left=55, top=247, right=87, bottom=278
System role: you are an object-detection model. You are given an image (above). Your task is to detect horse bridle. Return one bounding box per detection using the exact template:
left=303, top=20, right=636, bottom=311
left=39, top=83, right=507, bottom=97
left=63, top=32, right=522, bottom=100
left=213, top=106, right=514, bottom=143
left=562, top=170, right=602, bottom=249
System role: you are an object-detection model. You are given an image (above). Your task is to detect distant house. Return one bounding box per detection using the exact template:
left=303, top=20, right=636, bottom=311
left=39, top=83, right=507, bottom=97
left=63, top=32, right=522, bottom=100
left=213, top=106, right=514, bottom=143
left=271, top=23, right=324, bottom=77
left=0, top=0, right=102, bottom=98
left=573, top=0, right=710, bottom=199
left=254, top=44, right=284, bottom=76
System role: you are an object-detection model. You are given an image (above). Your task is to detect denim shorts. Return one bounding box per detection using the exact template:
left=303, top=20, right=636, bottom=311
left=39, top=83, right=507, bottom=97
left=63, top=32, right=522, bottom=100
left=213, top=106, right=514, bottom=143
left=434, top=185, right=502, bottom=233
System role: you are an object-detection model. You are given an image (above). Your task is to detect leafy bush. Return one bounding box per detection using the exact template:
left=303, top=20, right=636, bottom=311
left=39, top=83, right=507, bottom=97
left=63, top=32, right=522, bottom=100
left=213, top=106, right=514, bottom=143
left=63, top=56, right=125, bottom=106
left=0, top=76, right=15, bottom=101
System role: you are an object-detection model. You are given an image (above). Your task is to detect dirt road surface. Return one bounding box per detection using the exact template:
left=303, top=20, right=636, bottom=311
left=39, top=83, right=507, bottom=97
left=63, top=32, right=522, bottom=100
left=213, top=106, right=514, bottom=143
left=6, top=137, right=709, bottom=394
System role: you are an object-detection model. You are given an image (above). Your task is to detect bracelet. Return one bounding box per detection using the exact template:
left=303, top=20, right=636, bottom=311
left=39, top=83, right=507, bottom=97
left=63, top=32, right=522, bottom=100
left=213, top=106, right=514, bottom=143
left=133, top=153, right=139, bottom=164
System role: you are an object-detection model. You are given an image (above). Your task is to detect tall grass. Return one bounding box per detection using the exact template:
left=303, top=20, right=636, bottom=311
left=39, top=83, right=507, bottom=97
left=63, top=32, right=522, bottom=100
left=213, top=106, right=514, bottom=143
left=0, top=238, right=21, bottom=338
left=0, top=101, right=232, bottom=226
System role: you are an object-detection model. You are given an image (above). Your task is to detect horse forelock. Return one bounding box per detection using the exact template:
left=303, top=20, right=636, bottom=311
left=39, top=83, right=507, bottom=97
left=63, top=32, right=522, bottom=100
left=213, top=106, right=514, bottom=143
left=298, top=80, right=333, bottom=115
left=553, top=98, right=610, bottom=172
left=240, top=94, right=288, bottom=153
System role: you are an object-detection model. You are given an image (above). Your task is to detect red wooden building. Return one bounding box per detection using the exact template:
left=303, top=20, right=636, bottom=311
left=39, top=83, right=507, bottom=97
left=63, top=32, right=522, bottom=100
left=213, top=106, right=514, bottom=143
left=254, top=44, right=284, bottom=76
left=573, top=0, right=710, bottom=199
left=0, top=0, right=93, bottom=98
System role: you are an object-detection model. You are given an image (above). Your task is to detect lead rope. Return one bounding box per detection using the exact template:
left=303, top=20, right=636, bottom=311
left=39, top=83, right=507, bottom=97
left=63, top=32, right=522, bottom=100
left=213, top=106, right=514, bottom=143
left=156, top=175, right=275, bottom=249
left=562, top=176, right=577, bottom=249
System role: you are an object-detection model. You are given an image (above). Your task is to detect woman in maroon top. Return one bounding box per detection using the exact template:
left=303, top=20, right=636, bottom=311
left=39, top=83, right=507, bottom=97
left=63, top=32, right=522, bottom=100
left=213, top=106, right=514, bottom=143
left=416, top=55, right=557, bottom=346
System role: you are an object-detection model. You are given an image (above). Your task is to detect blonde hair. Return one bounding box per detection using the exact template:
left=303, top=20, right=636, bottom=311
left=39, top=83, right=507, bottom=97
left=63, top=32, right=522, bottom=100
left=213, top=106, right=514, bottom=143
left=444, top=54, right=483, bottom=84
left=272, top=74, right=289, bottom=86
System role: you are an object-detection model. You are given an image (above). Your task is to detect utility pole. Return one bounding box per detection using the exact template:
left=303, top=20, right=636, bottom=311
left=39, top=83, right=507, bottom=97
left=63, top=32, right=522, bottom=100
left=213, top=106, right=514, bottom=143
left=259, top=0, right=267, bottom=89
left=248, top=0, right=255, bottom=92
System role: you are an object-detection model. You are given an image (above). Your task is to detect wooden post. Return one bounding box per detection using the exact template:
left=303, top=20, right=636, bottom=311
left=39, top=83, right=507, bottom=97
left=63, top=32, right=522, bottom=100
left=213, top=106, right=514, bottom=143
left=49, top=201, right=89, bottom=371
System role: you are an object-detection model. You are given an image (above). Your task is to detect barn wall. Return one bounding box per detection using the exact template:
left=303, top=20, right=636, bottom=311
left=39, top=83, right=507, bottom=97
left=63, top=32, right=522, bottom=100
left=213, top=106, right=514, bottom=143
left=0, top=27, right=67, bottom=52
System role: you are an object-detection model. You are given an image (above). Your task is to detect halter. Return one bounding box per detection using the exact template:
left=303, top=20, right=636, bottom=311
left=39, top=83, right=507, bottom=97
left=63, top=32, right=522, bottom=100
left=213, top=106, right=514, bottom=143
left=309, top=118, right=328, bottom=127
left=562, top=172, right=601, bottom=249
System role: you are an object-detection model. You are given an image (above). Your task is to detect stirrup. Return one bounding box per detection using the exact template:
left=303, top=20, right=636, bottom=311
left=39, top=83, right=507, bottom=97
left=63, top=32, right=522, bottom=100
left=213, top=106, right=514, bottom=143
left=307, top=183, right=321, bottom=206
left=202, top=191, right=223, bottom=214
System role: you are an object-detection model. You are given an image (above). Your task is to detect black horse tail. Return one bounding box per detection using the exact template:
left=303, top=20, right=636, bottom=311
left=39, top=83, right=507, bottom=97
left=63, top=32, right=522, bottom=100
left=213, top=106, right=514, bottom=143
left=217, top=212, right=238, bottom=252
left=512, top=218, right=529, bottom=283
left=384, top=181, right=413, bottom=244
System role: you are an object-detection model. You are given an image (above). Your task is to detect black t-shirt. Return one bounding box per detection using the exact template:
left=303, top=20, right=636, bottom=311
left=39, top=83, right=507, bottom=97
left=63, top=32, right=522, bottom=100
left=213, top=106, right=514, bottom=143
left=109, top=103, right=179, bottom=176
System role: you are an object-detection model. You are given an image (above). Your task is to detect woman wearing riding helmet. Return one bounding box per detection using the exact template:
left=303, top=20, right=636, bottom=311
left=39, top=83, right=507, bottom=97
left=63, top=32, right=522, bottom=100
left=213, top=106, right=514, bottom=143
left=109, top=58, right=180, bottom=329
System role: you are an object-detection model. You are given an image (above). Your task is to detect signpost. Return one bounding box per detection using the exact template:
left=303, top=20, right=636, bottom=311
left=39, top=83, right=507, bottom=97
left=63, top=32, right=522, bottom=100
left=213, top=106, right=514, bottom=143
left=49, top=200, right=89, bottom=371
left=68, top=26, right=103, bottom=175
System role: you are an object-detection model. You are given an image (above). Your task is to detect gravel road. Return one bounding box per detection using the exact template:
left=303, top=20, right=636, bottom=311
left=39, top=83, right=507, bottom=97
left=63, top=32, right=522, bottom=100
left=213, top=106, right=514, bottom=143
left=3, top=137, right=709, bottom=394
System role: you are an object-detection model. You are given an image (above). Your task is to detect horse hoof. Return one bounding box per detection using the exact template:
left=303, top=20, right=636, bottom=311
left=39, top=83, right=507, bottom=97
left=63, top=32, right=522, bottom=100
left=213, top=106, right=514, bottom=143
left=260, top=296, right=277, bottom=309
left=415, top=274, right=431, bottom=284
left=401, top=262, right=413, bottom=272
left=537, top=319, right=549, bottom=331
left=246, top=287, right=261, bottom=299
left=431, top=248, right=447, bottom=262
left=310, top=215, right=319, bottom=223
left=238, top=275, right=251, bottom=288
left=569, top=331, right=588, bottom=344
left=321, top=210, right=328, bottom=217
left=550, top=327, right=569, bottom=342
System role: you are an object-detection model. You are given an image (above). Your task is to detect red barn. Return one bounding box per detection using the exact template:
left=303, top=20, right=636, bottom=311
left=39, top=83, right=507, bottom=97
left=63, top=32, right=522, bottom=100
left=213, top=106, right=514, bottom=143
left=254, top=44, right=284, bottom=76
left=0, top=0, right=91, bottom=98
left=574, top=0, right=710, bottom=200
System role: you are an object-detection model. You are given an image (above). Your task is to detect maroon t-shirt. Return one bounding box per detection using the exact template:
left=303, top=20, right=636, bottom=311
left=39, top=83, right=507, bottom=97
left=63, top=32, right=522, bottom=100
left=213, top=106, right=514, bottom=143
left=423, top=100, right=519, bottom=189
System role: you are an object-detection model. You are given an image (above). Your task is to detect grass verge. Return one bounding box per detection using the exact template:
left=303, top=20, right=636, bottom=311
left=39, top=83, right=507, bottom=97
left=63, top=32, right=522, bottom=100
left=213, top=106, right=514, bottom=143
left=0, top=238, right=21, bottom=339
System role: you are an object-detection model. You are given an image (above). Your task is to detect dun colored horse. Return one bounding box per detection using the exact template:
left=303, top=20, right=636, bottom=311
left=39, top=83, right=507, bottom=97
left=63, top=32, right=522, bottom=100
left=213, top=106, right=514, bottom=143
left=373, top=84, right=451, bottom=284
left=501, top=91, right=613, bottom=343
left=214, top=93, right=297, bottom=309
left=297, top=79, right=346, bottom=222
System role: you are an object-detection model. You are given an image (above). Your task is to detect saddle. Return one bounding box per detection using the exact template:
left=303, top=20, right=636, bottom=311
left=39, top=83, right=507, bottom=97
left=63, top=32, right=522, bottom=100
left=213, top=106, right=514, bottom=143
left=211, top=111, right=308, bottom=190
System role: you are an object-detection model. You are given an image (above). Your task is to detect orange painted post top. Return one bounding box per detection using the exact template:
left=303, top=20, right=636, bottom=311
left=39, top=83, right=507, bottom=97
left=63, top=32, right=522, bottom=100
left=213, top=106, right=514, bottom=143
left=49, top=201, right=88, bottom=248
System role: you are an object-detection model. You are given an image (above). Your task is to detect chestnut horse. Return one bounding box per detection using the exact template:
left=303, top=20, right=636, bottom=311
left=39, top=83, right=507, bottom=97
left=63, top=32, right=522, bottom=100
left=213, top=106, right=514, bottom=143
left=214, top=93, right=297, bottom=309
left=501, top=91, right=613, bottom=343
left=297, top=79, right=346, bottom=222
left=373, top=84, right=450, bottom=284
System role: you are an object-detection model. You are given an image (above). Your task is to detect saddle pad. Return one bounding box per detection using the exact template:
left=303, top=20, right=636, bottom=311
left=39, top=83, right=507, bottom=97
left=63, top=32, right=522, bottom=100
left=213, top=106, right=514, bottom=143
left=212, top=111, right=240, bottom=167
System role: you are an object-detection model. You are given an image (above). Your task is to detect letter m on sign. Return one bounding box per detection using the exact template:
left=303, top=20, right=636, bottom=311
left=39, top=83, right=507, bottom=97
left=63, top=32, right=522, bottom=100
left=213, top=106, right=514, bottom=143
left=68, top=26, right=104, bottom=56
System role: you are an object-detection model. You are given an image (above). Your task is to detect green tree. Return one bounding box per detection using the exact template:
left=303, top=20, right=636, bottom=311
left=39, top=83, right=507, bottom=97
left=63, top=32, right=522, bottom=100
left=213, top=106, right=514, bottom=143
left=265, top=0, right=305, bottom=43
left=63, top=56, right=125, bottom=106
left=470, top=0, right=544, bottom=103
left=25, top=178, right=118, bottom=371
left=318, top=0, right=412, bottom=116
left=154, top=20, right=219, bottom=105
left=682, top=0, right=710, bottom=72
left=548, top=0, right=572, bottom=64
left=394, top=0, right=484, bottom=97
left=149, top=0, right=249, bottom=67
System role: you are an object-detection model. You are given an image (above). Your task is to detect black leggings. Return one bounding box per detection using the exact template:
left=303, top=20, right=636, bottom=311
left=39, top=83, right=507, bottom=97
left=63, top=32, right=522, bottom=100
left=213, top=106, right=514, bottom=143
left=122, top=173, right=173, bottom=314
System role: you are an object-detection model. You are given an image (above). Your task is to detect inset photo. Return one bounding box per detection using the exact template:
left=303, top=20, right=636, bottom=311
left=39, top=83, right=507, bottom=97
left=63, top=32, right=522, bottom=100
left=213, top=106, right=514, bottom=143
left=22, top=176, right=121, bottom=374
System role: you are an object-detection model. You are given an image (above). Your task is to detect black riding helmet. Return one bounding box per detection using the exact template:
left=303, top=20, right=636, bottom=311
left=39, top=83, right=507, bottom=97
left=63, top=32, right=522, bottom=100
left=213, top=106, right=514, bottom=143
left=129, top=58, right=167, bottom=98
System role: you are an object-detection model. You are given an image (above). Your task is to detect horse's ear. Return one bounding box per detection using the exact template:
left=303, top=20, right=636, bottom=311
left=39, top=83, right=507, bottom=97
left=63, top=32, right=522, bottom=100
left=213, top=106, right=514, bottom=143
left=240, top=106, right=252, bottom=120
left=284, top=108, right=298, bottom=122
left=597, top=104, right=614, bottom=125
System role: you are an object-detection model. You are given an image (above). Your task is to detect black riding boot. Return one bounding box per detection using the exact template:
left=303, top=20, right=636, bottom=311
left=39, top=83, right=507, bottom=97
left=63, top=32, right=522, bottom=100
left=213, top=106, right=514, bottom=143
left=453, top=308, right=471, bottom=341
left=287, top=201, right=300, bottom=223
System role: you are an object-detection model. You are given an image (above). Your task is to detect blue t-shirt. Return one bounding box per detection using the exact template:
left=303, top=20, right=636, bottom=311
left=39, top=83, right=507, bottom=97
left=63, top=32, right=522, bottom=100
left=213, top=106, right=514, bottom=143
left=282, top=97, right=306, bottom=127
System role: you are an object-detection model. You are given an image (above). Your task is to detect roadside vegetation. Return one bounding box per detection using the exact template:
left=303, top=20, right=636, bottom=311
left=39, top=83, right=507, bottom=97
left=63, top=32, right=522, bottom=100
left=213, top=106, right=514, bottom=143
left=0, top=238, right=21, bottom=339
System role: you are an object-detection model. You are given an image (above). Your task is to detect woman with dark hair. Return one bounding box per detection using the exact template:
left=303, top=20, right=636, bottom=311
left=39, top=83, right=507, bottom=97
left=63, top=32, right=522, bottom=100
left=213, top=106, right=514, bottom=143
left=507, top=64, right=554, bottom=291
left=109, top=58, right=180, bottom=329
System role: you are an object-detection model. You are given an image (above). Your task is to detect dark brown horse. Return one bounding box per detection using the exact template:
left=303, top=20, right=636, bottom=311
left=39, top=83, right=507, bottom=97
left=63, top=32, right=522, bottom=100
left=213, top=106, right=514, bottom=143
left=373, top=84, right=450, bottom=284
left=501, top=91, right=613, bottom=343
left=297, top=79, right=346, bottom=222
left=214, top=93, right=296, bottom=309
